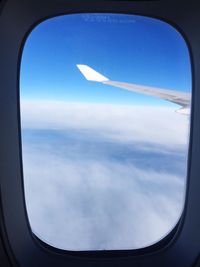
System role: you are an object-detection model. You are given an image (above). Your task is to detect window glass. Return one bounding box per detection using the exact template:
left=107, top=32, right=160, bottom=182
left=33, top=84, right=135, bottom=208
left=20, top=13, right=191, bottom=251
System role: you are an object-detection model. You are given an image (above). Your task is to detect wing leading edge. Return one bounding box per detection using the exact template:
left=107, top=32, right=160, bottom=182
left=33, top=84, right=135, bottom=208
left=77, top=64, right=191, bottom=112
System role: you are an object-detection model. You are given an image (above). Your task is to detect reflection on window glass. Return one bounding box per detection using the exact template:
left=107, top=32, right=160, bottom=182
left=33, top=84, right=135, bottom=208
left=20, top=13, right=191, bottom=251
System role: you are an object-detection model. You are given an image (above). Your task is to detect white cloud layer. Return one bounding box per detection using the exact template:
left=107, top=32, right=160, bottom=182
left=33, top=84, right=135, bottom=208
left=21, top=100, right=189, bottom=149
left=21, top=100, right=190, bottom=250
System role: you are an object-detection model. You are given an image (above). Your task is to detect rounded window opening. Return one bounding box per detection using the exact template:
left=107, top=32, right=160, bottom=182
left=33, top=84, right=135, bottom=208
left=20, top=13, right=191, bottom=251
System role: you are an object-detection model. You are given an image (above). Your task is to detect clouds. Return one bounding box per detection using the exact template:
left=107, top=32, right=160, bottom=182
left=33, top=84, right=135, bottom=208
left=21, top=100, right=189, bottom=148
left=21, top=100, right=189, bottom=250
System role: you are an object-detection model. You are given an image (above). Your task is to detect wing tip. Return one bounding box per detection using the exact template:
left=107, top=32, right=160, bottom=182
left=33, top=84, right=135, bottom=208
left=77, top=64, right=109, bottom=82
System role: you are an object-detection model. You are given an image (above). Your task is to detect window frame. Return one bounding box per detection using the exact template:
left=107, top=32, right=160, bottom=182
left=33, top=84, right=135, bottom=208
left=0, top=1, right=200, bottom=267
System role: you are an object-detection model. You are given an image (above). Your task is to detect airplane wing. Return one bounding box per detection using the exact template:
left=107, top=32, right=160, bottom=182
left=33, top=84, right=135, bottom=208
left=77, top=64, right=191, bottom=109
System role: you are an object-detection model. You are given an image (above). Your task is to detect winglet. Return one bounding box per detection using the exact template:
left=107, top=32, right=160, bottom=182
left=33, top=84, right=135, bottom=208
left=77, top=64, right=109, bottom=82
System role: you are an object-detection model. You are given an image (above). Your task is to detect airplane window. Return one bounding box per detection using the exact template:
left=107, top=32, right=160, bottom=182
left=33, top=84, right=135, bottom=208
left=20, top=13, right=191, bottom=251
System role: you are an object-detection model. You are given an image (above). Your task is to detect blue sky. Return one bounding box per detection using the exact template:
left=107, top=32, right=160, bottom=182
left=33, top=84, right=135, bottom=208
left=20, top=13, right=191, bottom=106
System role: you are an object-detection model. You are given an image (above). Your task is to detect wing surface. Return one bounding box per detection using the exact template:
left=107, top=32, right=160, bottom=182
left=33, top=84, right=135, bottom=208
left=77, top=64, right=191, bottom=108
